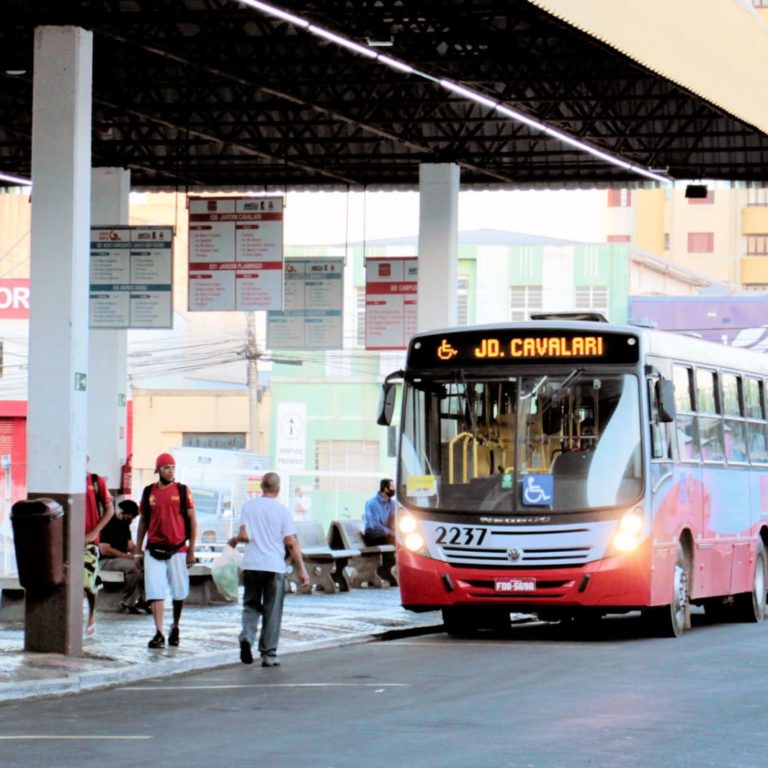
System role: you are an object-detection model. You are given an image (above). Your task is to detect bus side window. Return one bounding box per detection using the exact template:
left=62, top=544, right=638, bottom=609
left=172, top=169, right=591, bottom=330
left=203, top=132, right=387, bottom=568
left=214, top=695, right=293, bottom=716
left=673, top=364, right=699, bottom=462
left=696, top=368, right=724, bottom=463
left=745, top=377, right=768, bottom=465
left=722, top=372, right=748, bottom=464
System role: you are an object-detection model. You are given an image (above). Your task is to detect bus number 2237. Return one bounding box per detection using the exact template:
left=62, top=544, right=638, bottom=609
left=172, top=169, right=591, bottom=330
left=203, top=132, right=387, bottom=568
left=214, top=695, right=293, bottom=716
left=435, top=526, right=487, bottom=546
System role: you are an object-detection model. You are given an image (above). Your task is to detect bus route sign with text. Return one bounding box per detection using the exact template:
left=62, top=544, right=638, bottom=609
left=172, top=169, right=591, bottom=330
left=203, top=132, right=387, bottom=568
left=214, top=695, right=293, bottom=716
left=408, top=329, right=640, bottom=367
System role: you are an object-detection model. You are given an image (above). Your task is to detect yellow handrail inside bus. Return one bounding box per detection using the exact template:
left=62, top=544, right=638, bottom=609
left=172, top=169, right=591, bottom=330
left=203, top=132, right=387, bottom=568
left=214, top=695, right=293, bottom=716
left=449, top=432, right=508, bottom=482
left=449, top=432, right=478, bottom=484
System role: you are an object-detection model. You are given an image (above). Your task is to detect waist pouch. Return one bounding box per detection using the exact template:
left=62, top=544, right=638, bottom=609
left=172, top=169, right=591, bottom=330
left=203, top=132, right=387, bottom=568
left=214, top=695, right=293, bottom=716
left=147, top=543, right=181, bottom=560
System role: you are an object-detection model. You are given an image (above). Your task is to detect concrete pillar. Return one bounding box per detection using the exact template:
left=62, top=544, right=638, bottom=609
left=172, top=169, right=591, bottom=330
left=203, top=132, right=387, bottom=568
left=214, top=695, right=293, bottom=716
left=417, top=163, right=460, bottom=333
left=89, top=168, right=130, bottom=494
left=26, top=26, right=93, bottom=655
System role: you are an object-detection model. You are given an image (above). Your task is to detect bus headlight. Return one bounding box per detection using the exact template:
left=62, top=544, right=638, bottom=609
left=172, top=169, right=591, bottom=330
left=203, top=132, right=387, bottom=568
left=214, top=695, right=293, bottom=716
left=404, top=532, right=425, bottom=552
left=398, top=513, right=426, bottom=553
left=398, top=513, right=417, bottom=535
left=612, top=508, right=645, bottom=553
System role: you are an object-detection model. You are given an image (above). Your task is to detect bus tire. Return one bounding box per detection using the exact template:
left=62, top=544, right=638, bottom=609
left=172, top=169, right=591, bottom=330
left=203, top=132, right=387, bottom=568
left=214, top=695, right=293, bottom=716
left=733, top=543, right=767, bottom=623
left=644, top=542, right=688, bottom=638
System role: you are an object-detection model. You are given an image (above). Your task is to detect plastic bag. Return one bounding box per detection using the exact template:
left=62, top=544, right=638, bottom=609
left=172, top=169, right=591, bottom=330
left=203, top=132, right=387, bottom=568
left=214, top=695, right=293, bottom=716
left=211, top=545, right=243, bottom=602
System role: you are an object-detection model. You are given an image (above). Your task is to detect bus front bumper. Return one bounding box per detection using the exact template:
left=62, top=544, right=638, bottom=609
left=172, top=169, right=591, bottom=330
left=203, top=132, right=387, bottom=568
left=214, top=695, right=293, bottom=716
left=397, top=547, right=650, bottom=613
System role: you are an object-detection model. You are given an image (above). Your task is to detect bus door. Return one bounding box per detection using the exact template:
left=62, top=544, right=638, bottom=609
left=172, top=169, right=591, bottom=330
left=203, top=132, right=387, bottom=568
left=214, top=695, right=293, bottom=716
left=670, top=365, right=714, bottom=595
left=649, top=368, right=702, bottom=599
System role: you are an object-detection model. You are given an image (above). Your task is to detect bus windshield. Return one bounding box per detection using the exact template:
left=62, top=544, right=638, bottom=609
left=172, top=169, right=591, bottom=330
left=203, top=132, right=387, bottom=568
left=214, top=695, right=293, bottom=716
left=399, top=370, right=643, bottom=513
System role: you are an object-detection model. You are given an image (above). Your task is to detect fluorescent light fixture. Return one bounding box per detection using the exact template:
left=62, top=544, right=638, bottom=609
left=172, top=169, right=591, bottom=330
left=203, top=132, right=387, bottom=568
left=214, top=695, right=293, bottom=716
left=493, top=103, right=544, bottom=132
left=236, top=0, right=309, bottom=28
left=0, top=171, right=32, bottom=186
left=238, top=1, right=672, bottom=184
left=308, top=25, right=377, bottom=58
left=377, top=55, right=415, bottom=75
left=440, top=80, right=498, bottom=110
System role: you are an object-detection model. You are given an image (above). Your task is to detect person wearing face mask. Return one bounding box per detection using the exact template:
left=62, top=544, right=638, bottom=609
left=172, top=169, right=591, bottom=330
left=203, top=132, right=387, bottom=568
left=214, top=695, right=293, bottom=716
left=363, top=478, right=396, bottom=546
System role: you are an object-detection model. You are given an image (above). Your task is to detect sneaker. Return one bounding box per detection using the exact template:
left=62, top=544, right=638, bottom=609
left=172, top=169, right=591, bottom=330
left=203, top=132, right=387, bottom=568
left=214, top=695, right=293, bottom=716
left=261, top=655, right=280, bottom=668
left=119, top=603, right=142, bottom=615
left=168, top=626, right=180, bottom=647
left=239, top=639, right=253, bottom=665
left=148, top=631, right=165, bottom=649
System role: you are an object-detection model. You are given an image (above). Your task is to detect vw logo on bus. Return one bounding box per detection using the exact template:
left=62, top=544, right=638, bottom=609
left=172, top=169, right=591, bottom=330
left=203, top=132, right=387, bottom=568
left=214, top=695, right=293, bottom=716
left=507, top=548, right=521, bottom=561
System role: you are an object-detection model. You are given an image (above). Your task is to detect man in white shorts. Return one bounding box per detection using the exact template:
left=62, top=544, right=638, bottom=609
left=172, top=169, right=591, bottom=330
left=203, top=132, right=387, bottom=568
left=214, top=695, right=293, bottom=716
left=136, top=453, right=197, bottom=649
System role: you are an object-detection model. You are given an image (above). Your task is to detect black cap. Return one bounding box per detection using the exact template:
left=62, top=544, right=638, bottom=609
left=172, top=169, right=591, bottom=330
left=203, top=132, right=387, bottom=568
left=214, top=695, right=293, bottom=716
left=118, top=499, right=139, bottom=516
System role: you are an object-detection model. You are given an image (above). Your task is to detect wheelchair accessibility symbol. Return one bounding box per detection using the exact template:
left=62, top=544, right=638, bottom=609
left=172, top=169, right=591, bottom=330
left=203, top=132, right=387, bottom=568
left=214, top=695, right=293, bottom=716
left=522, top=474, right=553, bottom=505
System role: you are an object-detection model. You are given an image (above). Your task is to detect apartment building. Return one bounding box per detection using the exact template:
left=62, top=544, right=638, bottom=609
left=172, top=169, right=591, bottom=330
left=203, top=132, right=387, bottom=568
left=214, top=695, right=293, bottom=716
left=601, top=184, right=768, bottom=291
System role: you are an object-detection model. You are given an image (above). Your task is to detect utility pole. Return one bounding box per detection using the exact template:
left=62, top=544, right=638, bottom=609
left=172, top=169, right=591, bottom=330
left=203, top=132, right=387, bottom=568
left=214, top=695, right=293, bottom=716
left=246, top=312, right=260, bottom=454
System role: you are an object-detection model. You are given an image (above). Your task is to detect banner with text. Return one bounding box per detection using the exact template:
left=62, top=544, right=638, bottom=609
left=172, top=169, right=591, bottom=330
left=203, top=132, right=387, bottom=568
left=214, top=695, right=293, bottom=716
left=90, top=226, right=174, bottom=329
left=188, top=196, right=284, bottom=312
left=365, top=257, right=417, bottom=350
left=267, top=258, right=344, bottom=350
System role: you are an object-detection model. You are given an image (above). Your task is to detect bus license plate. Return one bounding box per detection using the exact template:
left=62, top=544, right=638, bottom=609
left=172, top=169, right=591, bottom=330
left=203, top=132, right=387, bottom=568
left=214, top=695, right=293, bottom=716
left=495, top=578, right=535, bottom=593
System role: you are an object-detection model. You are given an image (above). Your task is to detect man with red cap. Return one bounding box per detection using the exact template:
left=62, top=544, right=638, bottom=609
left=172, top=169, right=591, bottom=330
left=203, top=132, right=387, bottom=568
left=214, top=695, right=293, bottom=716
left=136, top=452, right=197, bottom=649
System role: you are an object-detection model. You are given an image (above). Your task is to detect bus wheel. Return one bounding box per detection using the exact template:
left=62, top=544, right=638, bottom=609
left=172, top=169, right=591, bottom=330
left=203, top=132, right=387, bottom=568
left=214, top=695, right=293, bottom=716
left=733, top=544, right=767, bottom=623
left=644, top=543, right=688, bottom=638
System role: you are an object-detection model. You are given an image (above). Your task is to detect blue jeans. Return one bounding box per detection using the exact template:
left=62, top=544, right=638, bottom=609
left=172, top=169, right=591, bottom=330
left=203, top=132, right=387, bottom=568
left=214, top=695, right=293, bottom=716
left=240, top=570, right=285, bottom=658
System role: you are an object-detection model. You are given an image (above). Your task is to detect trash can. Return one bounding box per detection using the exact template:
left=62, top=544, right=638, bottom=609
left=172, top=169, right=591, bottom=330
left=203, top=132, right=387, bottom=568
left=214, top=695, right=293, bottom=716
left=11, top=498, right=65, bottom=593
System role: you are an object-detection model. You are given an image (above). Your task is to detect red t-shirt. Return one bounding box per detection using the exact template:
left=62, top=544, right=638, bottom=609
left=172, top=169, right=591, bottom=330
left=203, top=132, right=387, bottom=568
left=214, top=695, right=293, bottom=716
left=141, top=482, right=194, bottom=550
left=85, top=474, right=112, bottom=543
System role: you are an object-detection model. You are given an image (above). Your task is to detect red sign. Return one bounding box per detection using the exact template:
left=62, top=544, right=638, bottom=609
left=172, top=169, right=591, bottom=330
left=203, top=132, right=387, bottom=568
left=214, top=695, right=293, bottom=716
left=0, top=279, right=30, bottom=319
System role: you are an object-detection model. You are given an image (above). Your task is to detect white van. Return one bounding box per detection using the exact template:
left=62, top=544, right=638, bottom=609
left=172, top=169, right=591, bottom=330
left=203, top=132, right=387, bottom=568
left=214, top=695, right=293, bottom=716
left=189, top=485, right=235, bottom=545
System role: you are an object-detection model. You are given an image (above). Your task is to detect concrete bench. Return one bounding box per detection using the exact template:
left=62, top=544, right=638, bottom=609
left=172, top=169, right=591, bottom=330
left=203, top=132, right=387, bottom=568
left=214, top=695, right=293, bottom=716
left=327, top=519, right=397, bottom=588
left=101, top=560, right=231, bottom=607
left=1, top=556, right=232, bottom=619
left=286, top=521, right=360, bottom=593
left=0, top=572, right=130, bottom=618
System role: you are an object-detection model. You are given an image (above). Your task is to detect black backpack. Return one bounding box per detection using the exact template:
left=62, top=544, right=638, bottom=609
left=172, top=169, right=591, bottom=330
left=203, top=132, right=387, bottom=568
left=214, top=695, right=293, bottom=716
left=141, top=482, right=191, bottom=542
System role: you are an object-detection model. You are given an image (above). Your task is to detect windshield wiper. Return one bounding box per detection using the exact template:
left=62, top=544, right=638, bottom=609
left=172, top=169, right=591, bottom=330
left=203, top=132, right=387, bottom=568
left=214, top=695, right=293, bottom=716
left=558, top=367, right=585, bottom=390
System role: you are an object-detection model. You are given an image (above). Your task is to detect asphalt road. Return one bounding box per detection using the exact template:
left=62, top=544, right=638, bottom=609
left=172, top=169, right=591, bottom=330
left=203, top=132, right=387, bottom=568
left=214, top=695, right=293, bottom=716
left=1, top=611, right=764, bottom=768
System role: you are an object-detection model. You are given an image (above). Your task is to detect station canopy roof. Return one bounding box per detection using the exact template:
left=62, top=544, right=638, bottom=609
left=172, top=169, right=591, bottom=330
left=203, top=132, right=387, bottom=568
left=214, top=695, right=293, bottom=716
left=3, top=0, right=768, bottom=191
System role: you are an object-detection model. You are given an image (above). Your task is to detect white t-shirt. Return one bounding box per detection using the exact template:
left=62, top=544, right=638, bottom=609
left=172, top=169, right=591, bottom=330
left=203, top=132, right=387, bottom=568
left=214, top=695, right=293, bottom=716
left=239, top=495, right=296, bottom=573
left=291, top=494, right=311, bottom=521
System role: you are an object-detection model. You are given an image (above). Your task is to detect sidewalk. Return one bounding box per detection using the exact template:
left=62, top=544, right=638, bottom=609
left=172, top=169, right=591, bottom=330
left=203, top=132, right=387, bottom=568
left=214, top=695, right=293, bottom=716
left=0, top=589, right=443, bottom=704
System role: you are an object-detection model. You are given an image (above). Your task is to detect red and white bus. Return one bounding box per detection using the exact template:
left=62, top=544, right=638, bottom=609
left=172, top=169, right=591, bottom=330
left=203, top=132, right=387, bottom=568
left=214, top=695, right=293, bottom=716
left=378, top=315, right=768, bottom=637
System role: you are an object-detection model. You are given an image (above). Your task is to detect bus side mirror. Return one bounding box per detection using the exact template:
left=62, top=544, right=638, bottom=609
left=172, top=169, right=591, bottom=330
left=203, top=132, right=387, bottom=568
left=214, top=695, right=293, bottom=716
left=377, top=370, right=403, bottom=426
left=377, top=383, right=396, bottom=426
left=657, top=379, right=676, bottom=423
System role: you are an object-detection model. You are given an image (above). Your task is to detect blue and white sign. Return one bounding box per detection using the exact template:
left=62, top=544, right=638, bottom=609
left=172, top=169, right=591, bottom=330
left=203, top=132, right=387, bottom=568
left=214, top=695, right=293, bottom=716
left=267, top=258, right=343, bottom=349
left=521, top=474, right=553, bottom=506
left=90, top=226, right=174, bottom=329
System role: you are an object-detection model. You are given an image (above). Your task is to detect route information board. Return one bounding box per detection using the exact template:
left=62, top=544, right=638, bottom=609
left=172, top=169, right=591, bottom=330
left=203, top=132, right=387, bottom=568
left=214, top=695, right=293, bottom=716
left=267, top=258, right=344, bottom=350
left=188, top=196, right=284, bottom=311
left=365, top=257, right=417, bottom=350
left=90, top=226, right=173, bottom=329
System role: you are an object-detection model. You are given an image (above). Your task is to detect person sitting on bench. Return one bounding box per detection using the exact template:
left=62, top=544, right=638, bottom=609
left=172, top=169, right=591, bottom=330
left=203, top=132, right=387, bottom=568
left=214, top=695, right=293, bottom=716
left=99, top=499, right=147, bottom=614
left=363, top=478, right=396, bottom=546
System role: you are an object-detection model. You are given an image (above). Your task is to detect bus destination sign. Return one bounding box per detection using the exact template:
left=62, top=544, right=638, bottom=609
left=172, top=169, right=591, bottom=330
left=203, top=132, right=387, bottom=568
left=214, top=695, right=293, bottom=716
left=408, top=329, right=640, bottom=367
